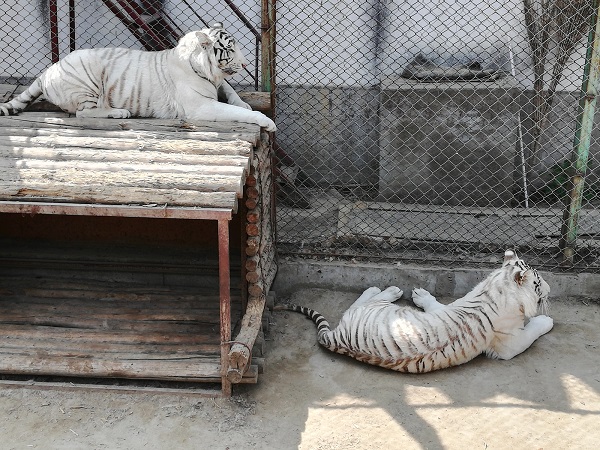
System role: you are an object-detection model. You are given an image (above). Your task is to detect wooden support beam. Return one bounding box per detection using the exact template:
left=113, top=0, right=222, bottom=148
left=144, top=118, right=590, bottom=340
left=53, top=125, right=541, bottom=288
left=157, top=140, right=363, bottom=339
left=226, top=295, right=266, bottom=383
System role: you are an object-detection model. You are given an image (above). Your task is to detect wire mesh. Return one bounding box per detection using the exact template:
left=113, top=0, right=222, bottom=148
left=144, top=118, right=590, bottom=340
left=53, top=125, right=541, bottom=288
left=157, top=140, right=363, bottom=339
left=274, top=0, right=600, bottom=272
left=0, top=0, right=262, bottom=87
left=1, top=0, right=599, bottom=272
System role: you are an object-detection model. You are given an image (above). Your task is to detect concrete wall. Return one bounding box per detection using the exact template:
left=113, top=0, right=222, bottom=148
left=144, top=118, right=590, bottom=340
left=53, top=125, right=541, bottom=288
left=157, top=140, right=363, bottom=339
left=275, top=81, right=600, bottom=205
left=273, top=258, right=600, bottom=300
left=377, top=78, right=521, bottom=205
left=275, top=85, right=380, bottom=186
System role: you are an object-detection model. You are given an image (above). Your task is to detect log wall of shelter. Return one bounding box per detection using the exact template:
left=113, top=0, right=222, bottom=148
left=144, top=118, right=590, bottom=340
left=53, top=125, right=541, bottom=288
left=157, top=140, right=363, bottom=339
left=228, top=130, right=278, bottom=381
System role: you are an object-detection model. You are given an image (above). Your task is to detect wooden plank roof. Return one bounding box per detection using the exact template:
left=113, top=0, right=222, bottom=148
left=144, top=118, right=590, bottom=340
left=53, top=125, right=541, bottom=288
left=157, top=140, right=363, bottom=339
left=0, top=113, right=261, bottom=216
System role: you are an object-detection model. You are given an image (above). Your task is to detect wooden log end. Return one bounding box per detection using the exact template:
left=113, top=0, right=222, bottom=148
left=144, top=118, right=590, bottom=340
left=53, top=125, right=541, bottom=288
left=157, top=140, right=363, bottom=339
left=246, top=271, right=260, bottom=284
left=247, top=212, right=260, bottom=224
left=226, top=368, right=244, bottom=384
left=247, top=186, right=259, bottom=199
left=246, top=224, right=259, bottom=237
left=248, top=284, right=263, bottom=298
left=245, top=258, right=258, bottom=272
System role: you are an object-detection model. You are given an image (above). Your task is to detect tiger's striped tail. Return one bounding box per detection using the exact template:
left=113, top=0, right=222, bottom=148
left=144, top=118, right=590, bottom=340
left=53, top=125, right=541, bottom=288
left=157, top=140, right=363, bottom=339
left=0, top=79, right=43, bottom=116
left=276, top=304, right=333, bottom=347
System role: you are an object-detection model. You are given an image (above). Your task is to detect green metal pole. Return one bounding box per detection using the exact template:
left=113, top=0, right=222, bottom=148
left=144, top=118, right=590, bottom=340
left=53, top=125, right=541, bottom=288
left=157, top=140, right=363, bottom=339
left=561, top=0, right=600, bottom=265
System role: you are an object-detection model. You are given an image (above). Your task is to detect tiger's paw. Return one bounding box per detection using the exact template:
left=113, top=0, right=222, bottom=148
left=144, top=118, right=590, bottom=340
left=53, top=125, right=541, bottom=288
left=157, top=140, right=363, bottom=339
left=527, top=314, right=554, bottom=335
left=254, top=112, right=276, bottom=131
left=0, top=104, right=15, bottom=116
left=76, top=108, right=131, bottom=119
left=106, top=109, right=132, bottom=119
left=375, top=286, right=403, bottom=302
left=411, top=288, right=438, bottom=310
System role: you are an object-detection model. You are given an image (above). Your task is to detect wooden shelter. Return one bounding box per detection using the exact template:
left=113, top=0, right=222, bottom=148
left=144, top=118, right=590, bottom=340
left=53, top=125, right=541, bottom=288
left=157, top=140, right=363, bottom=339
left=0, top=91, right=276, bottom=396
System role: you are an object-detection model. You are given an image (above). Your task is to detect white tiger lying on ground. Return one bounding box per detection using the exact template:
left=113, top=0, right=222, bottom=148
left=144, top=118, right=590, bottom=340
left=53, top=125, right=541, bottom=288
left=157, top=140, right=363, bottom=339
left=277, top=250, right=553, bottom=373
left=0, top=23, right=276, bottom=131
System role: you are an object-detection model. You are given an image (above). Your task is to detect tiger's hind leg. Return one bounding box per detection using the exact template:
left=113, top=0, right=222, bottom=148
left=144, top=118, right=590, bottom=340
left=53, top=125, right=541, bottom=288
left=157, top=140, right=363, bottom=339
left=349, top=287, right=381, bottom=309
left=412, top=288, right=445, bottom=312
left=76, top=107, right=131, bottom=119
left=349, top=286, right=403, bottom=309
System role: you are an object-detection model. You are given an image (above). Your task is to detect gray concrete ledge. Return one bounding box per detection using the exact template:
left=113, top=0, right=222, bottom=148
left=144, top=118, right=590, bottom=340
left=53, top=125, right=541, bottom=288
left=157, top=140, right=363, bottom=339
left=273, top=258, right=600, bottom=300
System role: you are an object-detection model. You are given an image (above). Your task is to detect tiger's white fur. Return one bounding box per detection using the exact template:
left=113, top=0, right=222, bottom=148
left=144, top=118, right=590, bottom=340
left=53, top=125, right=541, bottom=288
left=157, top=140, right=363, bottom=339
left=279, top=250, right=553, bottom=373
left=0, top=23, right=276, bottom=131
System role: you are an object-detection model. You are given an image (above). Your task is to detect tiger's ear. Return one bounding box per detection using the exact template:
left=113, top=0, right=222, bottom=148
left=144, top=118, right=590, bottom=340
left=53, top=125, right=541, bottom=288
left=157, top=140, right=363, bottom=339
left=177, top=31, right=212, bottom=59
left=503, top=249, right=518, bottom=267
left=514, top=269, right=527, bottom=286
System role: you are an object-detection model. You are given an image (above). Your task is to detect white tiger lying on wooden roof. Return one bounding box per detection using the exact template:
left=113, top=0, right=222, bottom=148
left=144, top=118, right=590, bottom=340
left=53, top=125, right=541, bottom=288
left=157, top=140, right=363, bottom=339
left=0, top=23, right=276, bottom=131
left=277, top=250, right=553, bottom=373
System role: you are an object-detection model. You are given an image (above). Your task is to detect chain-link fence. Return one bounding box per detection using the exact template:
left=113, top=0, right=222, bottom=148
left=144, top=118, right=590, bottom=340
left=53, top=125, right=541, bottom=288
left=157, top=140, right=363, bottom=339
left=1, top=0, right=599, bottom=272
left=0, top=1, right=267, bottom=87
left=274, top=0, right=600, bottom=272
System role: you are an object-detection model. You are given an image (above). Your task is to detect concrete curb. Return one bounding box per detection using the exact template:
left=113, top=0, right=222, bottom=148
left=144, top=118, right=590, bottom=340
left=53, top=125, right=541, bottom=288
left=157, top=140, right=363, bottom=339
left=273, top=258, right=600, bottom=299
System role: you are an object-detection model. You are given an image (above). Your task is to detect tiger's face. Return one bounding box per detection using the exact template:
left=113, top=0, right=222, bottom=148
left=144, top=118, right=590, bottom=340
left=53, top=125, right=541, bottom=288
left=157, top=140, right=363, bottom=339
left=503, top=250, right=550, bottom=316
left=205, top=23, right=247, bottom=76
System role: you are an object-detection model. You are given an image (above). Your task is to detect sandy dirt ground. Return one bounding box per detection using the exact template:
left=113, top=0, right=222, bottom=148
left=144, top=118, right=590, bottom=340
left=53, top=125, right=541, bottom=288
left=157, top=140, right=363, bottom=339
left=1, top=288, right=599, bottom=449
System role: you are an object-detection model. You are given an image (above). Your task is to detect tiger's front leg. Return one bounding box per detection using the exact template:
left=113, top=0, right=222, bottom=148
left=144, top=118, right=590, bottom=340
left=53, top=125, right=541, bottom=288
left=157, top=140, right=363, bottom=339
left=186, top=99, right=276, bottom=131
left=76, top=107, right=131, bottom=119
left=218, top=83, right=252, bottom=110
left=411, top=288, right=445, bottom=312
left=490, top=315, right=554, bottom=360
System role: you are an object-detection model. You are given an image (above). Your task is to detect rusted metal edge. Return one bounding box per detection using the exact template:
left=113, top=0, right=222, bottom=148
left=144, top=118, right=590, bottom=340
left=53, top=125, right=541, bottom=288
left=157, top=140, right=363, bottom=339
left=0, top=201, right=232, bottom=220
left=218, top=219, right=233, bottom=397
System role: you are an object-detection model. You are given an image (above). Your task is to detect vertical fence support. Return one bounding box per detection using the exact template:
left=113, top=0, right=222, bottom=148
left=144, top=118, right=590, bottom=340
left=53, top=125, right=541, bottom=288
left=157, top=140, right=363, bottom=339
left=261, top=0, right=276, bottom=116
left=69, top=0, right=76, bottom=52
left=561, top=0, right=600, bottom=265
left=49, top=0, right=59, bottom=63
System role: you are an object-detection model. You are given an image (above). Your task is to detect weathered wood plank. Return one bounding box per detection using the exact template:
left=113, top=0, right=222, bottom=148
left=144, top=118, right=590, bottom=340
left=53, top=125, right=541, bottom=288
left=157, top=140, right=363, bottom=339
left=0, top=323, right=218, bottom=345
left=1, top=164, right=245, bottom=192
left=0, top=307, right=222, bottom=324
left=0, top=158, right=248, bottom=180
left=0, top=125, right=255, bottom=143
left=0, top=134, right=254, bottom=156
left=1, top=336, right=221, bottom=356
left=0, top=115, right=261, bottom=144
left=0, top=183, right=238, bottom=208
left=0, top=353, right=224, bottom=381
left=0, top=145, right=251, bottom=169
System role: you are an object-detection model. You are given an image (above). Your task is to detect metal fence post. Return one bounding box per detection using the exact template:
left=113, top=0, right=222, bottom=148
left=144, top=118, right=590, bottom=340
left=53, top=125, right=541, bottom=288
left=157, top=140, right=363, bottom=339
left=561, top=0, right=600, bottom=265
left=260, top=0, right=275, bottom=98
